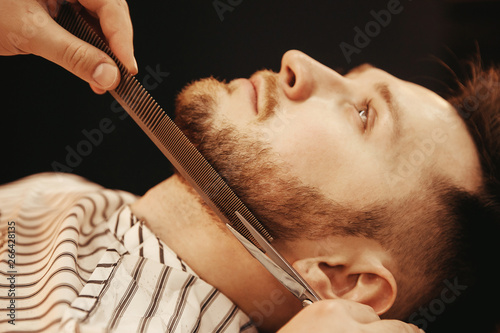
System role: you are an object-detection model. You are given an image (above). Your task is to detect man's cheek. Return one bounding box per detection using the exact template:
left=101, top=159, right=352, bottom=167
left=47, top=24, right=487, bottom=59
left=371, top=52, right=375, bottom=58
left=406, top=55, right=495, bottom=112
left=271, top=117, right=344, bottom=155
left=268, top=124, right=347, bottom=180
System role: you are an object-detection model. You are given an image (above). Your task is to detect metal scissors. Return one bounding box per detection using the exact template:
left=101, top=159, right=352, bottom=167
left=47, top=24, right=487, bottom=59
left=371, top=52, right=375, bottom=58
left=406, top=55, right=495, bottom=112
left=227, top=212, right=321, bottom=307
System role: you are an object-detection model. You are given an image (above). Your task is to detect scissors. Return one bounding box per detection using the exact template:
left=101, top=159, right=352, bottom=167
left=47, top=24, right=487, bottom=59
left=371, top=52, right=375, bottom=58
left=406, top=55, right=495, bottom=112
left=227, top=212, right=321, bottom=307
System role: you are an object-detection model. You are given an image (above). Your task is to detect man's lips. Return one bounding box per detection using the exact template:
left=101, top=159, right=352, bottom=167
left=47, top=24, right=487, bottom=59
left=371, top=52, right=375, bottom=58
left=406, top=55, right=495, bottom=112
left=226, top=78, right=259, bottom=116
left=225, top=71, right=276, bottom=121
left=249, top=75, right=261, bottom=115
left=227, top=74, right=267, bottom=117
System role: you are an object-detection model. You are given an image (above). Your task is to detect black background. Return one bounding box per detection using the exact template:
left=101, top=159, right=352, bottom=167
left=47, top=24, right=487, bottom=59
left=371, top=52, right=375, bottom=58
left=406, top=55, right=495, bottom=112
left=1, top=0, right=499, bottom=196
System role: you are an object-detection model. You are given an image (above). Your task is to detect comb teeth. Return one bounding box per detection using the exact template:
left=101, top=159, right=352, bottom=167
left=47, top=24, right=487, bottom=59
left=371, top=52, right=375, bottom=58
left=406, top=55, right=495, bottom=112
left=56, top=5, right=273, bottom=249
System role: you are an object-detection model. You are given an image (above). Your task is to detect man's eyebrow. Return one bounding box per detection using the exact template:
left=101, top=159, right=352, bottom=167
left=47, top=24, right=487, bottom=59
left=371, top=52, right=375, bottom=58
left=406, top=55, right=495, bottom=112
left=375, top=82, right=402, bottom=143
left=347, top=63, right=375, bottom=76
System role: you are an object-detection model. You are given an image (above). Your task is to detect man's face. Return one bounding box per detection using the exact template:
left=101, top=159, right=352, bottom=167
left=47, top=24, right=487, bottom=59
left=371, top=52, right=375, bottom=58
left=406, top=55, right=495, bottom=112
left=175, top=50, right=481, bottom=215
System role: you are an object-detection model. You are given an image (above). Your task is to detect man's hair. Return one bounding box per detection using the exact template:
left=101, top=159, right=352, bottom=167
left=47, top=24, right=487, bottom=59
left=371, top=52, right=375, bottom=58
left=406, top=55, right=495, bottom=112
left=382, top=59, right=500, bottom=332
left=425, top=59, right=500, bottom=333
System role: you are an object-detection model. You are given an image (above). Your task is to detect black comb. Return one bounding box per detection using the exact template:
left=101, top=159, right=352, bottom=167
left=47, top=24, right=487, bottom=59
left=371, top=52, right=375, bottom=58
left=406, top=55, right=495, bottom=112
left=55, top=4, right=273, bottom=250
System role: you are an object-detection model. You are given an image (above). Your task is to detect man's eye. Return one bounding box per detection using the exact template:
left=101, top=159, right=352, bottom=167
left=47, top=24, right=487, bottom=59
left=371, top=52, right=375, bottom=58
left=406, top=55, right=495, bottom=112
left=358, top=109, right=368, bottom=126
left=356, top=99, right=371, bottom=129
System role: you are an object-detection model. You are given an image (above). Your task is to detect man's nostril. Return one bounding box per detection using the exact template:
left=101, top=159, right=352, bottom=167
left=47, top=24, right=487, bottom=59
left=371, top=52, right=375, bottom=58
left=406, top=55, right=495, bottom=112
left=287, top=67, right=296, bottom=87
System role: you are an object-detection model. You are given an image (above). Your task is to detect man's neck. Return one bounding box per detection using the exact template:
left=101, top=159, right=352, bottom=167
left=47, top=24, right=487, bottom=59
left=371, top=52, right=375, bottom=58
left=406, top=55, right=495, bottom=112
left=130, top=174, right=302, bottom=332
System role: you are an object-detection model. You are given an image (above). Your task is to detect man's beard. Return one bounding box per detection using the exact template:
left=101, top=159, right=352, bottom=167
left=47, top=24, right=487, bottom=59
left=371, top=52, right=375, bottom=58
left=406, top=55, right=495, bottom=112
left=173, top=74, right=383, bottom=241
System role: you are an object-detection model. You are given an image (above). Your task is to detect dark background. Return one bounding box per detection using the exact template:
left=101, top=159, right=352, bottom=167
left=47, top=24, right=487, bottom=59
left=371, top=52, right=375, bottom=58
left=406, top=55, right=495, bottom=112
left=0, top=1, right=499, bottom=331
left=1, top=0, right=499, bottom=196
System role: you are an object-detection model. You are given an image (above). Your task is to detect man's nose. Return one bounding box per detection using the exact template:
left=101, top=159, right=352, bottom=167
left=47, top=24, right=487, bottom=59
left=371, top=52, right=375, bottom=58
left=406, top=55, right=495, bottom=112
left=279, top=50, right=346, bottom=101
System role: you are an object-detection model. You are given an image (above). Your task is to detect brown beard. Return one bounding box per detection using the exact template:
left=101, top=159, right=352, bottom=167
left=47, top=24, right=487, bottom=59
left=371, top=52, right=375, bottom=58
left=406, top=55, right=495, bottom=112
left=173, top=76, right=384, bottom=241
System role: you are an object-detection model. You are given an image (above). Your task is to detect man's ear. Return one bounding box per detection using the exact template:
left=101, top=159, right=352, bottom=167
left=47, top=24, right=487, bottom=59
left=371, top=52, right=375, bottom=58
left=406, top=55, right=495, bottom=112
left=292, top=255, right=397, bottom=315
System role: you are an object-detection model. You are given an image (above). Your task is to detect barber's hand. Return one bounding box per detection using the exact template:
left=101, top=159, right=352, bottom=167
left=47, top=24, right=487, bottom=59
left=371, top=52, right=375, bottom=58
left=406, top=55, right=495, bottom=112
left=278, top=299, right=424, bottom=333
left=0, top=0, right=137, bottom=94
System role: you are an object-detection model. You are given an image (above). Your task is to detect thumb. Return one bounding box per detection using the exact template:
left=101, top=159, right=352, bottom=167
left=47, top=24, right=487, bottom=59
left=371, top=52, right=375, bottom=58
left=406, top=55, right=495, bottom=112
left=29, top=13, right=120, bottom=91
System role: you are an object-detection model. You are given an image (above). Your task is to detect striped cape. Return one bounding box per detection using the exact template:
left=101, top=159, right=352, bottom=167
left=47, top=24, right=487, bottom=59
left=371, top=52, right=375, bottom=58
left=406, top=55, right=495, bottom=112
left=0, top=173, right=256, bottom=333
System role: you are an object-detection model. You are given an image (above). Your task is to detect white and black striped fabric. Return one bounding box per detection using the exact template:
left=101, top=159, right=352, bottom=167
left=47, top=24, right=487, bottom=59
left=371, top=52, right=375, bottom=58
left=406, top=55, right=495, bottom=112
left=0, top=173, right=256, bottom=333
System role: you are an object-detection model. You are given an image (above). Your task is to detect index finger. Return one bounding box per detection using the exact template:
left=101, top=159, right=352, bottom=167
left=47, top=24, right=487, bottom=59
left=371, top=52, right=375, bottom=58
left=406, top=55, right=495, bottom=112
left=78, top=0, right=137, bottom=74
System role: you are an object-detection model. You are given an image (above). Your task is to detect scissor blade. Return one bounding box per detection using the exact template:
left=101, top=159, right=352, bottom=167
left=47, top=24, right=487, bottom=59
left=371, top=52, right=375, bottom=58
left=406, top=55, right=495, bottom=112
left=234, top=212, right=320, bottom=301
left=227, top=223, right=317, bottom=305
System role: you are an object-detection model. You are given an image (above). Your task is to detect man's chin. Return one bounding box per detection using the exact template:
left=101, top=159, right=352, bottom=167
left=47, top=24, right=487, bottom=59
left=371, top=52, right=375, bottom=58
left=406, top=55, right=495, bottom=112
left=175, top=76, right=226, bottom=113
left=173, top=77, right=225, bottom=147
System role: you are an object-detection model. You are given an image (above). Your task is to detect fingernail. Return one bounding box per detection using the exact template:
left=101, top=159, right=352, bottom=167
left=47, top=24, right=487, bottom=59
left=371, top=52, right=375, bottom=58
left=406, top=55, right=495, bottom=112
left=48, top=2, right=59, bottom=18
left=132, top=58, right=138, bottom=75
left=92, top=63, right=119, bottom=89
